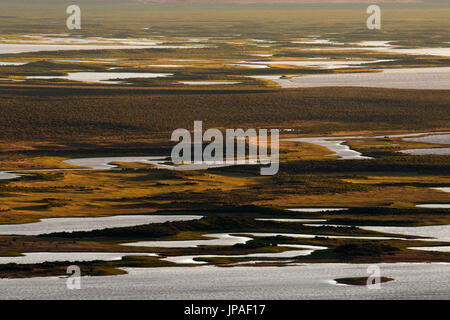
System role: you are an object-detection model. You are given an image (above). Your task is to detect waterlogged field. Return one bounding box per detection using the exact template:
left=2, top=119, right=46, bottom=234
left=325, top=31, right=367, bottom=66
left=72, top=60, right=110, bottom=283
left=0, top=1, right=449, bottom=299
left=0, top=2, right=449, bottom=90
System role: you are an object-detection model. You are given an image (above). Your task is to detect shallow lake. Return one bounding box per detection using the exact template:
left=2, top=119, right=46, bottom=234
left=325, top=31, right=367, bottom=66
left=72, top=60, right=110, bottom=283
left=0, top=171, right=23, bottom=180
left=253, top=67, right=450, bottom=90
left=360, top=224, right=450, bottom=242
left=256, top=218, right=327, bottom=222
left=27, top=72, right=173, bottom=84
left=124, top=232, right=403, bottom=252
left=0, top=61, right=27, bottom=66
left=409, top=246, right=450, bottom=253
left=283, top=132, right=450, bottom=159
left=0, top=43, right=208, bottom=54
left=161, top=244, right=327, bottom=264
left=431, top=188, right=450, bottom=193
left=230, top=63, right=270, bottom=69
left=0, top=215, right=201, bottom=236
left=244, top=59, right=393, bottom=69
left=292, top=39, right=343, bottom=45
left=0, top=155, right=250, bottom=182
left=1, top=132, right=447, bottom=182
left=367, top=47, right=450, bottom=58
left=416, top=204, right=450, bottom=209
left=122, top=233, right=251, bottom=248
left=0, top=263, right=448, bottom=299
left=283, top=136, right=371, bottom=159
left=0, top=252, right=157, bottom=265
left=400, top=148, right=450, bottom=155
left=403, top=134, right=450, bottom=144
left=63, top=156, right=166, bottom=170
left=180, top=81, right=241, bottom=85
left=286, top=208, right=348, bottom=212
left=247, top=232, right=402, bottom=240
left=302, top=46, right=450, bottom=58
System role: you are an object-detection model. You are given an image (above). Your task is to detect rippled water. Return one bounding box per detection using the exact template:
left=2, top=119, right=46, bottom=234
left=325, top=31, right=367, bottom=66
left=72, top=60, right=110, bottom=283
left=369, top=47, right=450, bottom=57
left=150, top=64, right=192, bottom=68
left=1, top=263, right=448, bottom=299
left=0, top=252, right=157, bottom=264
left=432, top=188, right=450, bottom=193
left=65, top=156, right=237, bottom=171
left=302, top=46, right=450, bottom=58
left=122, top=233, right=251, bottom=248
left=256, top=218, right=327, bottom=222
left=409, top=246, right=450, bottom=253
left=27, top=72, right=173, bottom=84
left=400, top=148, right=450, bottom=155
left=0, top=171, right=23, bottom=180
left=244, top=59, right=393, bottom=70
left=0, top=155, right=257, bottom=182
left=247, top=232, right=402, bottom=240
left=403, top=134, right=450, bottom=145
left=2, top=132, right=446, bottom=182
left=161, top=244, right=327, bottom=264
left=286, top=208, right=348, bottom=212
left=254, top=67, right=450, bottom=90
left=180, top=81, right=241, bottom=85
left=0, top=61, right=27, bottom=66
left=230, top=63, right=270, bottom=69
left=0, top=43, right=208, bottom=54
left=249, top=54, right=273, bottom=57
left=52, top=59, right=119, bottom=64
left=4, top=35, right=162, bottom=46
left=292, top=39, right=343, bottom=45
left=416, top=204, right=450, bottom=209
left=354, top=41, right=394, bottom=47
left=64, top=156, right=166, bottom=170
left=122, top=229, right=405, bottom=266
left=360, top=224, right=450, bottom=242
left=401, top=134, right=450, bottom=155
left=283, top=136, right=371, bottom=159
left=124, top=232, right=403, bottom=253
left=0, top=215, right=201, bottom=236
left=283, top=132, right=450, bottom=159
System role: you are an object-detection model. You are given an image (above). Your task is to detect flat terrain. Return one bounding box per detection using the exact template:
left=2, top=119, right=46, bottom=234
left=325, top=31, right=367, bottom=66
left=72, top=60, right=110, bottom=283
left=0, top=2, right=449, bottom=279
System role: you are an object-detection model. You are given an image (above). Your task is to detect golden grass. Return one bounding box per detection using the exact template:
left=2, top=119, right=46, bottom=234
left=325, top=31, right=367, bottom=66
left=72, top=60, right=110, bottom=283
left=255, top=186, right=450, bottom=208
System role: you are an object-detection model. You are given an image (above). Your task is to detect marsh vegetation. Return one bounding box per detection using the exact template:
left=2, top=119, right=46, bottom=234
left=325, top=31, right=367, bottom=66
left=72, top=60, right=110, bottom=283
left=0, top=1, right=449, bottom=279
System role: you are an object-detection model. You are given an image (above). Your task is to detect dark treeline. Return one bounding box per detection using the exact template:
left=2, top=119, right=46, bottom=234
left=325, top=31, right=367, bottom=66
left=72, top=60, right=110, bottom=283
left=283, top=156, right=450, bottom=174
left=154, top=205, right=450, bottom=217
left=215, top=155, right=450, bottom=175
left=38, top=215, right=370, bottom=239
left=1, top=87, right=449, bottom=141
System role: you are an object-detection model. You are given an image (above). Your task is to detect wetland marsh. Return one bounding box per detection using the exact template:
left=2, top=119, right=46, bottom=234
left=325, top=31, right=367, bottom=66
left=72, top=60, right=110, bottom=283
left=0, top=1, right=448, bottom=300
